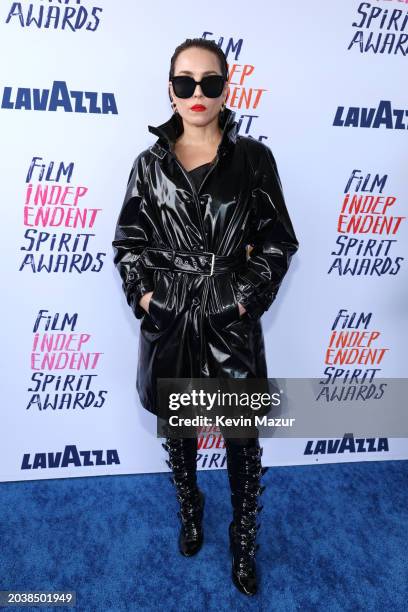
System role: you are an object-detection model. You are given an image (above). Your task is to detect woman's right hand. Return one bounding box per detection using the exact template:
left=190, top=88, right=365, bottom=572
left=139, top=291, right=153, bottom=314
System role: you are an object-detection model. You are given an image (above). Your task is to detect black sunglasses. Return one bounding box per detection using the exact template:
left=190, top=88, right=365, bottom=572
left=170, top=75, right=226, bottom=99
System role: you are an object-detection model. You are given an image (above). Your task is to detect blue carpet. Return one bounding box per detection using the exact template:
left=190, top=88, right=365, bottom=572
left=1, top=459, right=407, bottom=611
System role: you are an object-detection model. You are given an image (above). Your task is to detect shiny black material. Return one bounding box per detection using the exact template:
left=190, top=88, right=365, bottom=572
left=226, top=440, right=268, bottom=596
left=188, top=161, right=214, bottom=193
left=161, top=438, right=204, bottom=556
left=112, top=106, right=300, bottom=415
left=141, top=246, right=247, bottom=276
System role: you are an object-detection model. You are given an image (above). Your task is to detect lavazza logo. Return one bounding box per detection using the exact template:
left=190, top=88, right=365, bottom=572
left=21, top=444, right=120, bottom=470
left=304, top=437, right=389, bottom=455
left=333, top=100, right=408, bottom=130
left=1, top=80, right=118, bottom=114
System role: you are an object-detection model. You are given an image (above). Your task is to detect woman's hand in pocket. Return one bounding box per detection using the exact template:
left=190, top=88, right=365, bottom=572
left=238, top=302, right=247, bottom=317
left=139, top=291, right=153, bottom=314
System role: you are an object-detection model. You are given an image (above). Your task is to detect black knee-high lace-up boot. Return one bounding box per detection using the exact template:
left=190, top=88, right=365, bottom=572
left=162, top=436, right=205, bottom=557
left=225, top=438, right=268, bottom=596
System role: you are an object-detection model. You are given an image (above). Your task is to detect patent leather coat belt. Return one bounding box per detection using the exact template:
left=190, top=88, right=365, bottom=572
left=141, top=247, right=247, bottom=276
left=112, top=106, right=300, bottom=417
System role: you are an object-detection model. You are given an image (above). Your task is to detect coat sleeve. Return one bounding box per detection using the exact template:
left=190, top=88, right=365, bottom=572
left=233, top=144, right=299, bottom=321
left=112, top=152, right=154, bottom=319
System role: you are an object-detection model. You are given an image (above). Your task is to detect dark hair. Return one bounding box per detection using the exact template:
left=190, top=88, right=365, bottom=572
left=169, top=38, right=229, bottom=81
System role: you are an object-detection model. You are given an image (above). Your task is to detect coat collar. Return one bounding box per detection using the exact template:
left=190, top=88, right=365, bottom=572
left=148, top=106, right=238, bottom=159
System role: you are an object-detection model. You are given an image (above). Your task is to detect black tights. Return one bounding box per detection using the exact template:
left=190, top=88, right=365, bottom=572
left=220, top=425, right=260, bottom=449
left=163, top=423, right=260, bottom=452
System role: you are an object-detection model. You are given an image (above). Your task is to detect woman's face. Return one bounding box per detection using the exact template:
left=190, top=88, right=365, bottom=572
left=169, top=46, right=228, bottom=127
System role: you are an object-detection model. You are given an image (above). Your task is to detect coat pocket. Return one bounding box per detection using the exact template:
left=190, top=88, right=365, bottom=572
left=209, top=275, right=242, bottom=329
left=147, top=271, right=175, bottom=331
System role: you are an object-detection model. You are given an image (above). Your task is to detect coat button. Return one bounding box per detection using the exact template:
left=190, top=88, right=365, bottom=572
left=192, top=297, right=199, bottom=305
left=198, top=245, right=204, bottom=251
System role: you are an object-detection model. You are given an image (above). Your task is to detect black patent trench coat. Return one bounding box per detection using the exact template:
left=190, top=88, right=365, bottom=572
left=112, top=107, right=299, bottom=416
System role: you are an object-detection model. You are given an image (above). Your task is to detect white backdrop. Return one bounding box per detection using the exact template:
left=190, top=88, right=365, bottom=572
left=1, top=0, right=407, bottom=482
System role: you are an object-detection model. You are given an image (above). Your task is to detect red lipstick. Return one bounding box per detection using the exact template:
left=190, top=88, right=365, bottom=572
left=191, top=104, right=207, bottom=112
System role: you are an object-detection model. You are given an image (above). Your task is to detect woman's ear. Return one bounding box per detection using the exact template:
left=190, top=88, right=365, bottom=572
left=168, top=83, right=174, bottom=104
left=223, top=82, right=228, bottom=102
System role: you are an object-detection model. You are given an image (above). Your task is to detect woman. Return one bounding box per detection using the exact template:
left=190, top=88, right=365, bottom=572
left=112, top=38, right=299, bottom=596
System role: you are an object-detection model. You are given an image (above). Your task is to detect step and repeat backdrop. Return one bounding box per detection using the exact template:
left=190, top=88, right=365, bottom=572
left=1, top=0, right=407, bottom=482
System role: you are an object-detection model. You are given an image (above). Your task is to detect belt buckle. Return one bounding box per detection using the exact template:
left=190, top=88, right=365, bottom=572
left=202, top=251, right=215, bottom=276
